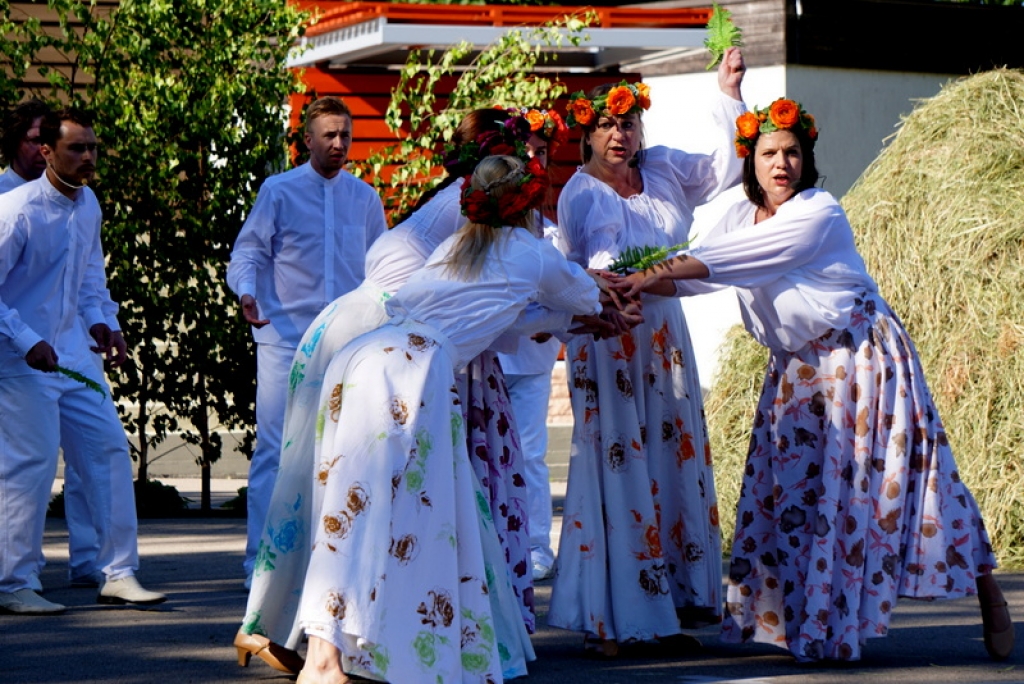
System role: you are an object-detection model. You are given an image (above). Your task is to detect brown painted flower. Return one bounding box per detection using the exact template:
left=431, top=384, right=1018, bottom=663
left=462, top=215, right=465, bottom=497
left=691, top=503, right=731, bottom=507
left=329, top=383, right=343, bottom=422
left=323, top=511, right=353, bottom=538
left=347, top=483, right=370, bottom=514
left=325, top=590, right=347, bottom=619
left=390, top=533, right=419, bottom=565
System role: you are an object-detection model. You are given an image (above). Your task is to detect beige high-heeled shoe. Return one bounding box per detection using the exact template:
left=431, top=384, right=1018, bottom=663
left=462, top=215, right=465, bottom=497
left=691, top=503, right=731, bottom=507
left=233, top=630, right=305, bottom=674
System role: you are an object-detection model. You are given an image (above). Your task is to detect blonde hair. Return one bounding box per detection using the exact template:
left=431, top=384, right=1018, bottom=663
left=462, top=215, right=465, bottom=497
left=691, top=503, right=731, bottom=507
left=440, top=155, right=538, bottom=280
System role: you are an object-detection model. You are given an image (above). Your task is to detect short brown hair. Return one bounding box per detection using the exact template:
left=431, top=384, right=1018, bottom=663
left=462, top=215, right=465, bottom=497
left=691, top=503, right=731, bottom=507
left=304, top=96, right=352, bottom=132
left=39, top=107, right=95, bottom=148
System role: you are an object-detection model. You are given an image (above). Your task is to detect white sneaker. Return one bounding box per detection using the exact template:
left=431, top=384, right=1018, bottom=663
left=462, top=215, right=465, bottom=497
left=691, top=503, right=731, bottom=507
left=532, top=562, right=554, bottom=581
left=97, top=576, right=166, bottom=605
left=0, top=588, right=66, bottom=615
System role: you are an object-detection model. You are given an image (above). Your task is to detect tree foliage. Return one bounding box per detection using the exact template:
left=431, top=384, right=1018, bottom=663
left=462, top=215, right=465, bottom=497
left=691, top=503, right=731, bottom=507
left=352, top=10, right=595, bottom=223
left=0, top=0, right=308, bottom=509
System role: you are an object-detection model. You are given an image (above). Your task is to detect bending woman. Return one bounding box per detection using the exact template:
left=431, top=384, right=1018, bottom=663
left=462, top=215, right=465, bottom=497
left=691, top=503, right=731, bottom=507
left=235, top=109, right=551, bottom=674
left=613, top=98, right=1014, bottom=663
left=296, top=154, right=604, bottom=684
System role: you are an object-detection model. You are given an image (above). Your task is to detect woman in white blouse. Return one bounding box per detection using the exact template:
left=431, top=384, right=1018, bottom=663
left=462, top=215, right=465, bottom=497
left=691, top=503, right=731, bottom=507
left=294, top=155, right=603, bottom=684
left=548, top=48, right=746, bottom=657
left=234, top=109, right=564, bottom=675
left=614, top=99, right=1013, bottom=663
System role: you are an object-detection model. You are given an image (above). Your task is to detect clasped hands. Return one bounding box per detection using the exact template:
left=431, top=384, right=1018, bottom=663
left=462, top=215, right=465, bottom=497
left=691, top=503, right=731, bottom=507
left=567, top=270, right=645, bottom=339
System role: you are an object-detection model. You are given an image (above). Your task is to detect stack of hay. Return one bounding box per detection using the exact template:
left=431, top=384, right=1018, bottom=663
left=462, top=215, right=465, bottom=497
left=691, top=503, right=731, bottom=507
left=707, top=68, right=1024, bottom=564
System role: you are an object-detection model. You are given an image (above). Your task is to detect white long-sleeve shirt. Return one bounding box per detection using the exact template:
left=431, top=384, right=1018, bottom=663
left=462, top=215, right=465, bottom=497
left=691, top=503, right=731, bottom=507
left=0, top=177, right=115, bottom=377
left=680, top=188, right=878, bottom=351
left=226, top=162, right=387, bottom=347
left=386, top=227, right=602, bottom=369
left=557, top=92, right=746, bottom=270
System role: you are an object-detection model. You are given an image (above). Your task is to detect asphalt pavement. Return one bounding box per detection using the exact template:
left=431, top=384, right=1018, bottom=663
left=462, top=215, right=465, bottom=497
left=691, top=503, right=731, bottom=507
left=4, top=426, right=1023, bottom=684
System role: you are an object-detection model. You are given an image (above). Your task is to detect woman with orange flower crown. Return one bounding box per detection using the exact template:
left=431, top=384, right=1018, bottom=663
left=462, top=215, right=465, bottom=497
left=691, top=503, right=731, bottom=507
left=548, top=46, right=748, bottom=658
left=611, top=98, right=1014, bottom=663
left=294, top=154, right=606, bottom=684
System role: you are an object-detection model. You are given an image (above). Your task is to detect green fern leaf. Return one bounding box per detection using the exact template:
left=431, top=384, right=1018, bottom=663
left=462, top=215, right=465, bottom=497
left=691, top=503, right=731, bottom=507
left=608, top=242, right=689, bottom=275
left=704, top=3, right=744, bottom=71
left=56, top=365, right=107, bottom=398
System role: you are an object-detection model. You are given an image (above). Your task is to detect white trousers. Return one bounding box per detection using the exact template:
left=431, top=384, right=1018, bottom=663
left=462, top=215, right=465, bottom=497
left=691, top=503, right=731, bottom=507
left=504, top=372, right=555, bottom=568
left=0, top=371, right=139, bottom=592
left=244, top=343, right=293, bottom=576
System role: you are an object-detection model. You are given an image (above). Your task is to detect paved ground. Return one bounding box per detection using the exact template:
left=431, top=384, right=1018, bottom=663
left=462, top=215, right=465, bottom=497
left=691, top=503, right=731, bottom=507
left=6, top=426, right=1022, bottom=683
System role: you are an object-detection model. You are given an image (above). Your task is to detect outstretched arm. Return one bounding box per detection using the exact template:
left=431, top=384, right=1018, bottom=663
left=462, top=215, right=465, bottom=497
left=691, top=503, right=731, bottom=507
left=610, top=254, right=711, bottom=299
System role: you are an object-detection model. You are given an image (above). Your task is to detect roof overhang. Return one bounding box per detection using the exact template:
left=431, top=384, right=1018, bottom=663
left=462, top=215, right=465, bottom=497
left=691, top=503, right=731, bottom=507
left=288, top=2, right=712, bottom=73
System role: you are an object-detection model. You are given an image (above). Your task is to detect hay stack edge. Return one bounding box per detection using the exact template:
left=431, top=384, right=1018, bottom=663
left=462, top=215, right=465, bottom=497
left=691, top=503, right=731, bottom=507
left=706, top=68, right=1024, bottom=565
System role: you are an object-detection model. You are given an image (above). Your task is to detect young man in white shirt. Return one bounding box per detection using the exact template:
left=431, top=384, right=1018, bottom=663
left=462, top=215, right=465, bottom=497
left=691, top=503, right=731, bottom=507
left=226, top=96, right=387, bottom=586
left=0, top=100, right=108, bottom=594
left=0, top=107, right=165, bottom=614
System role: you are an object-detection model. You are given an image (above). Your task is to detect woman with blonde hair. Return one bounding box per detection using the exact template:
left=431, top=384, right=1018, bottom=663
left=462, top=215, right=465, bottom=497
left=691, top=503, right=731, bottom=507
left=296, top=155, right=609, bottom=684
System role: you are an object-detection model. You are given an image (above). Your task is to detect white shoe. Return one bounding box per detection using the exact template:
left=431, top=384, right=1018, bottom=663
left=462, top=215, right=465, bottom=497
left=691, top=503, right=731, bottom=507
left=532, top=562, right=553, bottom=581
left=0, top=588, right=66, bottom=615
left=27, top=571, right=43, bottom=593
left=97, top=576, right=167, bottom=605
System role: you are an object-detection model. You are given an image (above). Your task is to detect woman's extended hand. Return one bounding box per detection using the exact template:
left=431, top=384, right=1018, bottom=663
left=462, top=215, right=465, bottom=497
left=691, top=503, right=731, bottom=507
left=609, top=270, right=659, bottom=299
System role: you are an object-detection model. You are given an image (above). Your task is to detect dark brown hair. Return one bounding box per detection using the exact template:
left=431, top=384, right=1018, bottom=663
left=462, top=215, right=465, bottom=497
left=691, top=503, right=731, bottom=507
left=1, top=99, right=50, bottom=165
left=742, top=126, right=820, bottom=208
left=39, top=107, right=95, bottom=148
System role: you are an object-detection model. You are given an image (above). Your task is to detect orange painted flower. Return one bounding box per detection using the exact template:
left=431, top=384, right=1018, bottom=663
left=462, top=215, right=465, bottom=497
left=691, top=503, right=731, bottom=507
left=569, top=97, right=595, bottom=126
left=635, top=82, right=651, bottom=110
left=769, top=99, right=800, bottom=129
left=736, top=111, right=760, bottom=139
left=605, top=86, right=636, bottom=116
left=645, top=524, right=663, bottom=558
left=525, top=109, right=545, bottom=132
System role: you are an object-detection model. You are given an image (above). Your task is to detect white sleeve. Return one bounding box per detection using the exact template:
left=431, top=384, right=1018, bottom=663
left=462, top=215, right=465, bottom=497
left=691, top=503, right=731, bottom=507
left=557, top=179, right=626, bottom=270
left=0, top=217, right=42, bottom=355
left=688, top=192, right=838, bottom=288
left=226, top=182, right=276, bottom=300
left=533, top=239, right=602, bottom=316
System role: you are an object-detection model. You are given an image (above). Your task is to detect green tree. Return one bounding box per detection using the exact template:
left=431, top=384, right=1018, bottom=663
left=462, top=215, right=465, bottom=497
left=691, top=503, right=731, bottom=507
left=353, top=10, right=595, bottom=222
left=12, top=0, right=308, bottom=510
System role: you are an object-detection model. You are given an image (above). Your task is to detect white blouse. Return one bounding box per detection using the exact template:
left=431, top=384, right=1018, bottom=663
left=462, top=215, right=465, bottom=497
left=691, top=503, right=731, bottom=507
left=386, top=227, right=602, bottom=369
left=681, top=188, right=878, bottom=352
left=364, top=181, right=465, bottom=296
left=556, top=93, right=745, bottom=270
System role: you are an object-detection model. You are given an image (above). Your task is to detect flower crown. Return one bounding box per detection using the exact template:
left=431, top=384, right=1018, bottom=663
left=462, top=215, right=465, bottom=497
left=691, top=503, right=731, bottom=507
left=565, top=81, right=651, bottom=128
left=460, top=156, right=549, bottom=228
left=443, top=113, right=533, bottom=173
left=734, top=98, right=818, bottom=158
left=504, top=106, right=570, bottom=150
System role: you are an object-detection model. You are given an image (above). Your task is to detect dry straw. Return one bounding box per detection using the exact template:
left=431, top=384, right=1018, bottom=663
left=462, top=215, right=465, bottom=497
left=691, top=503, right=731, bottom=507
left=707, top=68, right=1024, bottom=565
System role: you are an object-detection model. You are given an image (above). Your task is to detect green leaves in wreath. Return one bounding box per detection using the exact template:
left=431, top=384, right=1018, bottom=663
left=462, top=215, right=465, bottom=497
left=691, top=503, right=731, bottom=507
left=608, top=243, right=689, bottom=275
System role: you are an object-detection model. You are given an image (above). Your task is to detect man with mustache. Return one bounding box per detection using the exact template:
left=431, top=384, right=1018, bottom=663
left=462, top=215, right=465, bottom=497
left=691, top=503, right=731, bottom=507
left=0, top=107, right=165, bottom=614
left=226, top=96, right=387, bottom=589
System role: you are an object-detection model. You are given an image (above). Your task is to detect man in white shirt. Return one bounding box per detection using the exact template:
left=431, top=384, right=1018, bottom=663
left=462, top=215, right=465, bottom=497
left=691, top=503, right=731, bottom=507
left=0, top=100, right=107, bottom=594
left=227, top=96, right=387, bottom=585
left=0, top=107, right=165, bottom=614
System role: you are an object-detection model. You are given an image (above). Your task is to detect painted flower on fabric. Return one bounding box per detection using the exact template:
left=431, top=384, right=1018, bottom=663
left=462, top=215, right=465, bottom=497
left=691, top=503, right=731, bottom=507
left=412, top=632, right=438, bottom=668
left=272, top=517, right=303, bottom=553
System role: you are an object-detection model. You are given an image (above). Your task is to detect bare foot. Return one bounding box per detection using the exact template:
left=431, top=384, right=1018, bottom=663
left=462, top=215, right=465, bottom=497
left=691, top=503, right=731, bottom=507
left=296, top=636, right=350, bottom=684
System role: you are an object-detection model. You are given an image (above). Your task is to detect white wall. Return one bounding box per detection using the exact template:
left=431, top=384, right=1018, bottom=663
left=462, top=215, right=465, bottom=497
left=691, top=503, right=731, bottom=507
left=638, top=65, right=958, bottom=389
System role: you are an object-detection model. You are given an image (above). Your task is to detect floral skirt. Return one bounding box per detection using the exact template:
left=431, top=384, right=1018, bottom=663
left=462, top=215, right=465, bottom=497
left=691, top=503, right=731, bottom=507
left=457, top=351, right=534, bottom=633
left=720, top=292, right=996, bottom=662
left=549, top=297, right=722, bottom=643
left=298, top=320, right=533, bottom=683
left=241, top=282, right=390, bottom=649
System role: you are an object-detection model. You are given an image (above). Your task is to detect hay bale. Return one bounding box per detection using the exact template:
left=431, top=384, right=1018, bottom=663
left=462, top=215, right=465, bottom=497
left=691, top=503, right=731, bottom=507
left=843, top=68, right=1024, bottom=564
left=706, top=68, right=1024, bottom=564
